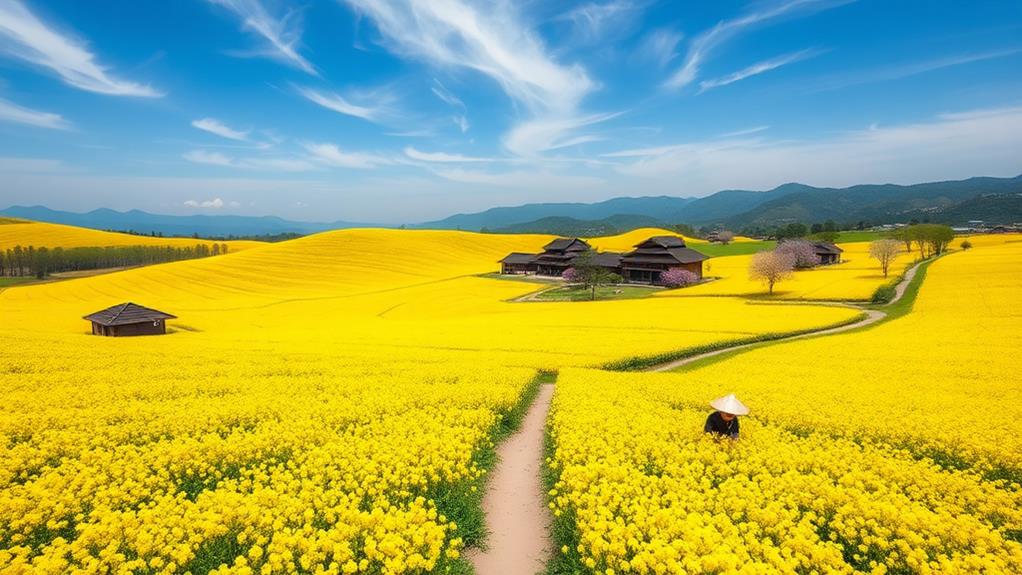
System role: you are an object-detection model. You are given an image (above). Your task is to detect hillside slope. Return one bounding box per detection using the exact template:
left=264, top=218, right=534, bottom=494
left=0, top=220, right=266, bottom=251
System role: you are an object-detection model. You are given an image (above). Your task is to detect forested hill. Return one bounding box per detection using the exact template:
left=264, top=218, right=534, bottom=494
left=0, top=206, right=374, bottom=238
left=419, top=174, right=1022, bottom=232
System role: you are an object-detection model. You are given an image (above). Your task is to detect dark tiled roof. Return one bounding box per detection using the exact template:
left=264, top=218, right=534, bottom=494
left=591, top=252, right=623, bottom=267
left=542, top=238, right=590, bottom=252
left=83, top=302, right=176, bottom=326
left=499, top=252, right=536, bottom=264
left=635, top=236, right=686, bottom=249
left=622, top=245, right=707, bottom=266
left=812, top=241, right=843, bottom=254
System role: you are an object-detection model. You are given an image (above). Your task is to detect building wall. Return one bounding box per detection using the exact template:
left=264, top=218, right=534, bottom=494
left=91, top=320, right=167, bottom=336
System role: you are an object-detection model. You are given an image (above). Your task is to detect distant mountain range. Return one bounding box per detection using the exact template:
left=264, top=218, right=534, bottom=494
left=4, top=174, right=1020, bottom=238
left=421, top=175, right=1022, bottom=232
left=0, top=206, right=375, bottom=238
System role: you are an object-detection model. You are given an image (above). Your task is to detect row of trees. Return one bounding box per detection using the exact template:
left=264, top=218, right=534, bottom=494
left=889, top=224, right=955, bottom=259
left=0, top=243, right=230, bottom=279
left=751, top=223, right=958, bottom=294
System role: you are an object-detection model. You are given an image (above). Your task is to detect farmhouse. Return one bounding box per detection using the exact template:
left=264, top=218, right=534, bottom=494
left=499, top=252, right=536, bottom=275
left=533, top=238, right=591, bottom=276
left=84, top=302, right=176, bottom=337
left=619, top=236, right=708, bottom=284
left=498, top=235, right=707, bottom=285
left=812, top=241, right=843, bottom=265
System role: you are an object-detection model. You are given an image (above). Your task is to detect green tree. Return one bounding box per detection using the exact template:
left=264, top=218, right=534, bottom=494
left=571, top=251, right=622, bottom=300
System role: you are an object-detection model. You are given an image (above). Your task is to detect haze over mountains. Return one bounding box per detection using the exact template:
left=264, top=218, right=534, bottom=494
left=4, top=174, right=1020, bottom=238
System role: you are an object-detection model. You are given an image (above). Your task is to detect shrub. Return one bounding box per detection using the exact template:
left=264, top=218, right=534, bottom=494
left=871, top=283, right=896, bottom=304
left=960, top=239, right=972, bottom=251
left=561, top=267, right=577, bottom=282
left=661, top=268, right=698, bottom=288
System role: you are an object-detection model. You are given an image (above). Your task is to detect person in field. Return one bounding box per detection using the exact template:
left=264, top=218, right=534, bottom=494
left=704, top=393, right=749, bottom=439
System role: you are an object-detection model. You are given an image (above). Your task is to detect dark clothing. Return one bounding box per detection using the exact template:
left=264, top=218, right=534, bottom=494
left=704, top=411, right=739, bottom=439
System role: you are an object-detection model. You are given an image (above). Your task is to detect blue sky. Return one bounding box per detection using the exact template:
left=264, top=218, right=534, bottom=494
left=1, top=0, right=1020, bottom=223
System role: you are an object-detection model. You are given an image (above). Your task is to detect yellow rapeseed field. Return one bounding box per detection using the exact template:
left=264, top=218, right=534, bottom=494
left=0, top=226, right=863, bottom=574
left=547, top=239, right=1022, bottom=574
left=671, top=241, right=915, bottom=300
left=0, top=220, right=266, bottom=252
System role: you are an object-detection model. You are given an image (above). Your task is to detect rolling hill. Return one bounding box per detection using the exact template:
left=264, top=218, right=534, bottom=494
left=0, top=206, right=374, bottom=238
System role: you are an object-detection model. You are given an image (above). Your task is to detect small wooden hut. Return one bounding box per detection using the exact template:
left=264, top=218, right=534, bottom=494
left=812, top=241, right=843, bottom=264
left=84, top=302, right=176, bottom=336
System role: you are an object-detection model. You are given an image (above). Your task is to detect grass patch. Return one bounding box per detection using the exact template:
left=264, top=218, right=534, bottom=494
left=542, top=423, right=586, bottom=575
left=833, top=230, right=888, bottom=243
left=690, top=240, right=775, bottom=257
left=603, top=313, right=868, bottom=372
left=0, top=277, right=36, bottom=288
left=530, top=284, right=660, bottom=302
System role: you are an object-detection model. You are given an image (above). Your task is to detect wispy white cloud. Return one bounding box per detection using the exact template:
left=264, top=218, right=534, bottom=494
left=603, top=104, right=1022, bottom=194
left=183, top=149, right=316, bottom=171
left=431, top=167, right=603, bottom=188
left=503, top=112, right=619, bottom=156
left=716, top=125, right=770, bottom=138
left=634, top=28, right=683, bottom=68
left=0, top=97, right=69, bottom=129
left=303, top=142, right=391, bottom=169
left=343, top=0, right=607, bottom=156
left=0, top=0, right=161, bottom=96
left=666, top=0, right=850, bottom=89
left=809, top=48, right=1022, bottom=92
left=296, top=85, right=395, bottom=124
left=559, top=1, right=642, bottom=44
left=191, top=118, right=250, bottom=141
left=699, top=48, right=824, bottom=92
left=184, top=197, right=226, bottom=208
left=404, top=147, right=492, bottom=163
left=183, top=150, right=235, bottom=167
left=206, top=0, right=316, bottom=74
left=431, top=79, right=470, bottom=133
left=344, top=0, right=592, bottom=114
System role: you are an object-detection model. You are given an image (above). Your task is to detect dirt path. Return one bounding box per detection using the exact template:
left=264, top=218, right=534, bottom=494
left=467, top=383, right=554, bottom=575
left=648, top=258, right=925, bottom=373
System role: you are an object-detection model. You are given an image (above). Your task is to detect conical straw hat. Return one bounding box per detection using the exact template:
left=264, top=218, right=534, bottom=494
left=709, top=393, right=749, bottom=416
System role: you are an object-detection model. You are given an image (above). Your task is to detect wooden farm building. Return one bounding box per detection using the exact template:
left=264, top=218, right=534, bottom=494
left=619, top=236, right=708, bottom=284
left=812, top=241, right=843, bottom=264
left=499, top=252, right=536, bottom=274
left=498, top=235, right=707, bottom=285
left=84, top=302, right=176, bottom=337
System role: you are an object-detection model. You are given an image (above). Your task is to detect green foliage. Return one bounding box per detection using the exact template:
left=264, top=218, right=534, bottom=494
left=870, top=284, right=896, bottom=304
left=1, top=243, right=228, bottom=279
left=602, top=313, right=868, bottom=371
left=571, top=251, right=622, bottom=300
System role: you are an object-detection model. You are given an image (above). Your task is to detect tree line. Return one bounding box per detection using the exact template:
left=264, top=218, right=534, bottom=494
left=0, top=243, right=230, bottom=279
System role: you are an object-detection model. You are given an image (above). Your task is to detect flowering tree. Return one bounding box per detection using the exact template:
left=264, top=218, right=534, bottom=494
left=868, top=239, right=901, bottom=277
left=749, top=251, right=795, bottom=294
left=717, top=230, right=735, bottom=245
left=661, top=268, right=698, bottom=288
left=776, top=239, right=820, bottom=268
left=561, top=267, right=577, bottom=282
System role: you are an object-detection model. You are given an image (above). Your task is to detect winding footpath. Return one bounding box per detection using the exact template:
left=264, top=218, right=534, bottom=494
left=467, top=383, right=555, bottom=575
left=468, top=259, right=927, bottom=574
left=648, top=259, right=923, bottom=372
